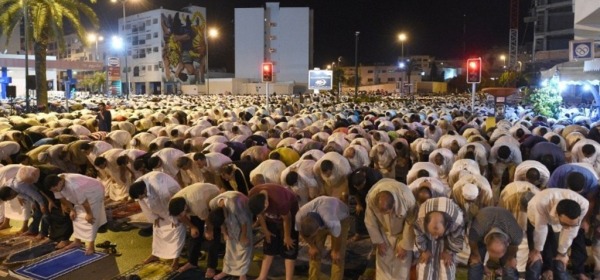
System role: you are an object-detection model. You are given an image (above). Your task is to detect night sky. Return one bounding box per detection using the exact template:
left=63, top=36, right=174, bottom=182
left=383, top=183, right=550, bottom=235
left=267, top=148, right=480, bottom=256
left=93, top=0, right=533, bottom=71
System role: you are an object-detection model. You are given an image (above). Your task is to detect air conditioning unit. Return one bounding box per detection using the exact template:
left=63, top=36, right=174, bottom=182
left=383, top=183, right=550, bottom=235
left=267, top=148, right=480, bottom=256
left=269, top=48, right=276, bottom=53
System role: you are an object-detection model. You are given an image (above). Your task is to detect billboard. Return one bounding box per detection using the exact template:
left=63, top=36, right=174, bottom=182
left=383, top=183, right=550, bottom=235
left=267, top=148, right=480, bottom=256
left=161, top=7, right=207, bottom=85
left=106, top=57, right=122, bottom=96
left=308, top=70, right=333, bottom=90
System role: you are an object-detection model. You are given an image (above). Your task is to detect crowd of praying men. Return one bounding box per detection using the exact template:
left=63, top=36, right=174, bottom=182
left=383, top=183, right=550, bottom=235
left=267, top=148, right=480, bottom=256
left=0, top=93, right=598, bottom=280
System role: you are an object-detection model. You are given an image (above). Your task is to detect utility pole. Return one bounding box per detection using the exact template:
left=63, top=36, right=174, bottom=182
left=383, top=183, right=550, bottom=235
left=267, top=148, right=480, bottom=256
left=354, top=31, right=360, bottom=98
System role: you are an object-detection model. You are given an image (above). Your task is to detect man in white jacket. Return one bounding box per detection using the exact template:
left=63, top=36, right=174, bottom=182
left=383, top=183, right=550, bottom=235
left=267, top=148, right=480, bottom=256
left=364, top=178, right=417, bottom=280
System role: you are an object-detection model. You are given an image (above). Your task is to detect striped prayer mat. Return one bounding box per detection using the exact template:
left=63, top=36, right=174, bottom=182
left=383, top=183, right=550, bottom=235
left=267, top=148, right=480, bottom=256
left=0, top=235, right=47, bottom=261
left=13, top=248, right=106, bottom=280
left=112, top=262, right=178, bottom=280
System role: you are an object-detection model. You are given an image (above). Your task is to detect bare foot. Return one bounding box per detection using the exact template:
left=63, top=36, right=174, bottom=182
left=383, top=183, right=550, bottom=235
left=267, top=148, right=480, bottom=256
left=62, top=240, right=82, bottom=251
left=55, top=240, right=71, bottom=249
left=85, top=245, right=95, bottom=255
left=205, top=267, right=216, bottom=278
left=35, top=234, right=47, bottom=240
left=213, top=272, right=228, bottom=280
left=170, top=260, right=179, bottom=271
left=143, top=255, right=159, bottom=264
left=177, top=262, right=197, bottom=273
left=349, top=233, right=361, bottom=242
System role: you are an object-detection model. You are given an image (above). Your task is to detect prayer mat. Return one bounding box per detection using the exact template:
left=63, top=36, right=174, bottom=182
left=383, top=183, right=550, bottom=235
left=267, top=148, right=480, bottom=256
left=0, top=235, right=48, bottom=261
left=112, top=262, right=178, bottom=280
left=106, top=200, right=142, bottom=222
left=12, top=248, right=108, bottom=280
left=3, top=242, right=55, bottom=266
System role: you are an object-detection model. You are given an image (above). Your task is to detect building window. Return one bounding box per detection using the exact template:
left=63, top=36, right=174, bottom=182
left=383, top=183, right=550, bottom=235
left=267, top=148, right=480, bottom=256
left=133, top=66, right=140, bottom=77
left=153, top=47, right=159, bottom=52
left=141, top=66, right=146, bottom=71
left=154, top=32, right=158, bottom=38
left=147, top=47, right=152, bottom=53
left=153, top=18, right=158, bottom=24
left=146, top=34, right=151, bottom=40
left=367, top=78, right=373, bottom=82
left=388, top=78, right=395, bottom=82
left=154, top=65, right=159, bottom=71
left=367, top=70, right=373, bottom=73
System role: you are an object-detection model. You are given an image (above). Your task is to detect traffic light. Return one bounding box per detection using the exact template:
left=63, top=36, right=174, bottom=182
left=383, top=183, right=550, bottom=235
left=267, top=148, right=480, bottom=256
left=262, top=62, right=273, bottom=82
left=466, top=58, right=482, bottom=84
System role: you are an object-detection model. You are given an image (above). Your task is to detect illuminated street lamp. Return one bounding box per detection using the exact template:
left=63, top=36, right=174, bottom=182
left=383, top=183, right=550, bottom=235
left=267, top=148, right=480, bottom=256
left=87, top=33, right=104, bottom=62
left=206, top=27, right=219, bottom=94
left=398, top=33, right=407, bottom=59
left=500, top=54, right=506, bottom=69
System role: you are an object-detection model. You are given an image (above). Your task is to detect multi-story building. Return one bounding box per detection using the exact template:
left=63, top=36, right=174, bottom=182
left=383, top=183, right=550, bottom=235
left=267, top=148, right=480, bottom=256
left=113, top=5, right=208, bottom=95
left=530, top=0, right=575, bottom=63
left=235, top=2, right=313, bottom=84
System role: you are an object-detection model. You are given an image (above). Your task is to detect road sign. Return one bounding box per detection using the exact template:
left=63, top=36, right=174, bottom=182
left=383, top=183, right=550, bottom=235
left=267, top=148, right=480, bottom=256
left=308, top=70, right=333, bottom=90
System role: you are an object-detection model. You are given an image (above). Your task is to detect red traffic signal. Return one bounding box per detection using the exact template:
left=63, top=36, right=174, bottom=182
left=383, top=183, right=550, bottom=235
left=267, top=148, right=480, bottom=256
left=262, top=62, right=273, bottom=82
left=466, top=58, right=482, bottom=84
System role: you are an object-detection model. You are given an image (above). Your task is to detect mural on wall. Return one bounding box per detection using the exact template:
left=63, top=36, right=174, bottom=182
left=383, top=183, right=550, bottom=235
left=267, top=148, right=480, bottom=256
left=161, top=10, right=207, bottom=85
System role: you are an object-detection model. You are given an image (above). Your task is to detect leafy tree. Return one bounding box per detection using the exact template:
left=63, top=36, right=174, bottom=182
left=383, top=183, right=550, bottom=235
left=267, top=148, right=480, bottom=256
left=523, top=77, right=562, bottom=118
left=332, top=68, right=345, bottom=94
left=429, top=62, right=440, bottom=82
left=346, top=75, right=360, bottom=87
left=90, top=71, right=106, bottom=93
left=79, top=71, right=105, bottom=93
left=499, top=70, right=529, bottom=88
left=447, top=74, right=468, bottom=93
left=0, top=0, right=99, bottom=110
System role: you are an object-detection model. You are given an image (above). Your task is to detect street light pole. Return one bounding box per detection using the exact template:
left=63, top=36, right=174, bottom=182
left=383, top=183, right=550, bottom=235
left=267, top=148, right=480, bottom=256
left=121, top=1, right=130, bottom=99
left=23, top=0, right=30, bottom=111
left=206, top=28, right=210, bottom=95
left=205, top=28, right=218, bottom=95
left=354, top=31, right=360, bottom=98
left=338, top=56, right=342, bottom=96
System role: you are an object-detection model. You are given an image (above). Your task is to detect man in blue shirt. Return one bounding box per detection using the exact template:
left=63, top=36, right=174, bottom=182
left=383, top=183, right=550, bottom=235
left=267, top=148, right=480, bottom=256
left=546, top=163, right=599, bottom=278
left=529, top=141, right=566, bottom=173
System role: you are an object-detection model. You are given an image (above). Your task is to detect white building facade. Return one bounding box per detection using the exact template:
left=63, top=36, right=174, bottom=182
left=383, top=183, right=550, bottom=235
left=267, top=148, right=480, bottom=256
left=235, top=2, right=313, bottom=85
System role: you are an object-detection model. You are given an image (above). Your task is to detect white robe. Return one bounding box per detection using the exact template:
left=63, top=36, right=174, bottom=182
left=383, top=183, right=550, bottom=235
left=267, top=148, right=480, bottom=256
left=209, top=192, right=253, bottom=276
left=136, top=171, right=185, bottom=259
left=54, top=174, right=107, bottom=242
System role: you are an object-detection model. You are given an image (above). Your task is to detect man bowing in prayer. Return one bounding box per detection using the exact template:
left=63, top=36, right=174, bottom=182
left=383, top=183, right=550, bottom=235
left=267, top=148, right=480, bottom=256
left=414, top=197, right=465, bottom=280
left=207, top=191, right=253, bottom=280
left=44, top=173, right=107, bottom=255
left=364, top=178, right=417, bottom=280
left=129, top=171, right=186, bottom=270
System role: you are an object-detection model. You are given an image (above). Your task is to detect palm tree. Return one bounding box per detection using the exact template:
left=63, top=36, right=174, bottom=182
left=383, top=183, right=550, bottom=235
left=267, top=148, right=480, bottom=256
left=0, top=0, right=99, bottom=110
